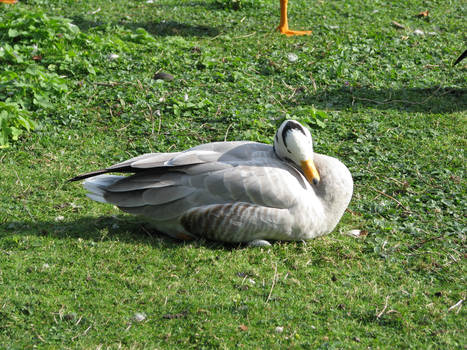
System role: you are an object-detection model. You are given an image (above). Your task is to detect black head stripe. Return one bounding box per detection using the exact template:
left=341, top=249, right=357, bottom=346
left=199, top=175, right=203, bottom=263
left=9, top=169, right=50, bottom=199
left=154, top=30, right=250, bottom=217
left=282, top=121, right=306, bottom=148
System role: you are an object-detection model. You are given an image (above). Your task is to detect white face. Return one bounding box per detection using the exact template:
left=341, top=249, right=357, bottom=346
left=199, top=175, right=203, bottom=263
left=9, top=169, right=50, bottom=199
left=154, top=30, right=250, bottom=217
left=273, top=120, right=321, bottom=185
left=273, top=120, right=314, bottom=165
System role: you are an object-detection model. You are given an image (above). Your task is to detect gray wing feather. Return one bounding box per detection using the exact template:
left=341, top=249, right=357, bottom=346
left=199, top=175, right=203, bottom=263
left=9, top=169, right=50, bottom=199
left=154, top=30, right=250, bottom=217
left=119, top=190, right=222, bottom=220
left=180, top=162, right=232, bottom=175
left=166, top=150, right=220, bottom=166
left=107, top=172, right=187, bottom=192
left=105, top=190, right=146, bottom=207
left=105, top=185, right=197, bottom=208
left=198, top=164, right=303, bottom=209
left=142, top=186, right=196, bottom=205
left=130, top=154, right=177, bottom=168
left=108, top=152, right=178, bottom=170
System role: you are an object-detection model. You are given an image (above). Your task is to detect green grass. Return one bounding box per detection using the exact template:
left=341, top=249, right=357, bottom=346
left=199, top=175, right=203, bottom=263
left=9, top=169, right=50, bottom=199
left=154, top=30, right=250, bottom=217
left=0, top=0, right=466, bottom=348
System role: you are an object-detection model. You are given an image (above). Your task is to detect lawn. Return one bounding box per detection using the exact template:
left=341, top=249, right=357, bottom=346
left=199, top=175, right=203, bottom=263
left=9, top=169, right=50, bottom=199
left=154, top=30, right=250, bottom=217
left=0, top=0, right=465, bottom=348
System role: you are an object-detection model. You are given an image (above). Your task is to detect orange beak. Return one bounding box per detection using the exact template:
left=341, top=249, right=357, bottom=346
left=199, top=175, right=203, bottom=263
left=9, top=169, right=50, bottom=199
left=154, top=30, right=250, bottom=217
left=301, top=159, right=320, bottom=185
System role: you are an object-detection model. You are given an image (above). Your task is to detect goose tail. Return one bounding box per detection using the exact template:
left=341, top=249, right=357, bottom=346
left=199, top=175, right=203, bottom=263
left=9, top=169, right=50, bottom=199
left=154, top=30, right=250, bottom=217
left=82, top=175, right=124, bottom=204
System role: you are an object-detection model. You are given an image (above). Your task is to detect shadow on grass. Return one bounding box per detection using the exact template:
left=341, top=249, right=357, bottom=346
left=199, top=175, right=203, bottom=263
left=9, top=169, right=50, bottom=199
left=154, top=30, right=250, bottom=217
left=71, top=16, right=220, bottom=37
left=294, top=86, right=467, bottom=114
left=1, top=216, right=235, bottom=250
left=131, top=20, right=220, bottom=37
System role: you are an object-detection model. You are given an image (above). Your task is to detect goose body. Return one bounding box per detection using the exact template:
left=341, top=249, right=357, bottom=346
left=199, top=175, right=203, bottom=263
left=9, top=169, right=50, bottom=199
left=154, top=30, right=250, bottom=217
left=71, top=120, right=353, bottom=244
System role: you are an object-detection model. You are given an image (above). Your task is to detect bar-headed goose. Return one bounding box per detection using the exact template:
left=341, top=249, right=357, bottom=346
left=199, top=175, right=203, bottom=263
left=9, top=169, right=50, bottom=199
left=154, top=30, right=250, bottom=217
left=70, top=120, right=353, bottom=245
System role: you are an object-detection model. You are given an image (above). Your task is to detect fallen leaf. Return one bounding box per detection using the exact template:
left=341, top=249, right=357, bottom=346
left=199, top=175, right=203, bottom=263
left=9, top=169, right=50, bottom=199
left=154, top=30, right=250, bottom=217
left=416, top=10, right=429, bottom=17
left=162, top=311, right=188, bottom=319
left=391, top=21, right=405, bottom=29
left=239, top=324, right=248, bottom=331
left=32, top=55, right=42, bottom=61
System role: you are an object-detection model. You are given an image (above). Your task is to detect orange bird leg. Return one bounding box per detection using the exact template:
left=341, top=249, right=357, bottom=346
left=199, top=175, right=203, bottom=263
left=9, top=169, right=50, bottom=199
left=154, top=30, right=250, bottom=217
left=277, top=0, right=311, bottom=36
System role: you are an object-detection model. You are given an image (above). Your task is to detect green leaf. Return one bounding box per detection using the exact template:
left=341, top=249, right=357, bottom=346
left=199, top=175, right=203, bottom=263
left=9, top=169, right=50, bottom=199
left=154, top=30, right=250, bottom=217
left=33, top=93, right=52, bottom=108
left=10, top=126, right=22, bottom=141
left=8, top=28, right=20, bottom=38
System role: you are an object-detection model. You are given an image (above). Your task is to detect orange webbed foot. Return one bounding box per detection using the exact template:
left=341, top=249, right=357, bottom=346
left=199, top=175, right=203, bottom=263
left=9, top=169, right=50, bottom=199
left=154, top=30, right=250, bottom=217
left=277, top=26, right=312, bottom=36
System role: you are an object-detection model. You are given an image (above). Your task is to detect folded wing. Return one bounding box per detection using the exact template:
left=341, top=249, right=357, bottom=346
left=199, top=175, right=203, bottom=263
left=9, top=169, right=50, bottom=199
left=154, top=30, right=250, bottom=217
left=72, top=141, right=311, bottom=241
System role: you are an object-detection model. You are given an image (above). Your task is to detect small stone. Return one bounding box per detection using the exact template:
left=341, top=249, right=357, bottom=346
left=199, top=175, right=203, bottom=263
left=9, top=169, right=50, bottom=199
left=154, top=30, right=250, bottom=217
left=108, top=53, right=119, bottom=60
left=247, top=239, right=272, bottom=247
left=287, top=53, right=298, bottom=62
left=55, top=215, right=64, bottom=222
left=413, top=29, right=424, bottom=36
left=345, top=229, right=362, bottom=237
left=133, top=312, right=146, bottom=322
left=275, top=326, right=284, bottom=333
left=153, top=71, right=174, bottom=81
left=63, top=313, right=77, bottom=321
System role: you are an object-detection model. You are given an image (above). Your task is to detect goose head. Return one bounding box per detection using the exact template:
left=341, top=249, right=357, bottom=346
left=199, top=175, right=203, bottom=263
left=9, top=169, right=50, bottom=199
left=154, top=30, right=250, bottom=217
left=273, top=120, right=321, bottom=185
